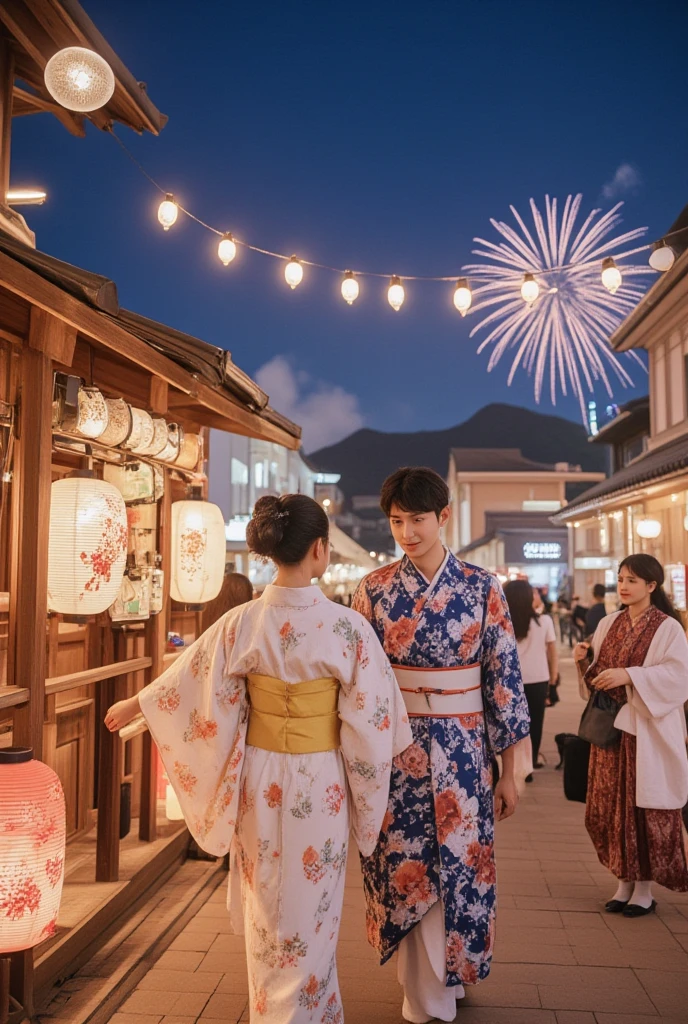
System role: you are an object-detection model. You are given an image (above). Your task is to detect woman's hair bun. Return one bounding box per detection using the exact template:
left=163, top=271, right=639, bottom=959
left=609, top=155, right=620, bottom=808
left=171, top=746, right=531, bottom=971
left=246, top=493, right=329, bottom=566
left=246, top=495, right=288, bottom=558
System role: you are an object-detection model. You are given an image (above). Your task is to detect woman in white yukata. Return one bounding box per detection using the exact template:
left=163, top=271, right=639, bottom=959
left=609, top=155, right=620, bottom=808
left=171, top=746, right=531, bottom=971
left=106, top=494, right=413, bottom=1024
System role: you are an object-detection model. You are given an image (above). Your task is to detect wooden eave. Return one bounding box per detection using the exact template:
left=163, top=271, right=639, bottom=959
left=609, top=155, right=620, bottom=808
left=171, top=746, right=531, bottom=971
left=0, top=247, right=302, bottom=449
left=1, top=0, right=167, bottom=135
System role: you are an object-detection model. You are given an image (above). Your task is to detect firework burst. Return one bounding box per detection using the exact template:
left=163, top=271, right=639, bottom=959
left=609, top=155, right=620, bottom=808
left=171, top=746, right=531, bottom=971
left=462, top=195, right=654, bottom=423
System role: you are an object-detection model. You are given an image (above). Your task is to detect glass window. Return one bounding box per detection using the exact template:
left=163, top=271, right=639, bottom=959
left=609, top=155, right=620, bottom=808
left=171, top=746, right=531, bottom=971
left=231, top=458, right=248, bottom=485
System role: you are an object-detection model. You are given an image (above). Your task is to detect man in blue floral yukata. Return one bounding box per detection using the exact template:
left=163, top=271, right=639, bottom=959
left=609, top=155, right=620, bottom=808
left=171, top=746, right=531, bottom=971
left=352, top=467, right=530, bottom=1023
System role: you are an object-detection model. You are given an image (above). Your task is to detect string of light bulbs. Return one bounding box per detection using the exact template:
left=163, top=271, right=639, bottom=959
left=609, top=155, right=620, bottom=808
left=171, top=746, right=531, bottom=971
left=109, top=129, right=686, bottom=315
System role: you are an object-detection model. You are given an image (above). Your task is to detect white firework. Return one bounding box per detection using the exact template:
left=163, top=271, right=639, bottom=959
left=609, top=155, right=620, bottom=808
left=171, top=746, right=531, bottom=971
left=462, top=195, right=654, bottom=423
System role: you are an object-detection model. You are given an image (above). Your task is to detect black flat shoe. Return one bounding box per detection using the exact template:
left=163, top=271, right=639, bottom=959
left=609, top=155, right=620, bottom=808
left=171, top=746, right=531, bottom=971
left=525, top=773, right=534, bottom=784
left=604, top=899, right=629, bottom=913
left=622, top=900, right=657, bottom=918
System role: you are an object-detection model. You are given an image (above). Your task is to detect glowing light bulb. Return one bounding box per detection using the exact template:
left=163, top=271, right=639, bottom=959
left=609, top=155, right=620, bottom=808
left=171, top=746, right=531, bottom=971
left=453, top=278, right=472, bottom=316
left=601, top=257, right=622, bottom=295
left=44, top=47, right=115, bottom=112
left=387, top=276, right=405, bottom=312
left=158, top=194, right=178, bottom=231
left=341, top=272, right=359, bottom=305
left=285, top=257, right=303, bottom=289
left=649, top=240, right=675, bottom=273
left=520, top=273, right=539, bottom=304
left=218, top=233, right=237, bottom=266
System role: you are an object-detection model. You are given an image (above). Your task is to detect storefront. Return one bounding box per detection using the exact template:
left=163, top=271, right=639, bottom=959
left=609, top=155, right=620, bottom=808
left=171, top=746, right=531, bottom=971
left=459, top=511, right=569, bottom=596
left=0, top=237, right=299, bottom=1000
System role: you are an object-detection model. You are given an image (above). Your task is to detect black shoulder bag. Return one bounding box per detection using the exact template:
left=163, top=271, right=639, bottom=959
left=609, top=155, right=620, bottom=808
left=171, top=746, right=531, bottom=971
left=578, top=688, right=621, bottom=749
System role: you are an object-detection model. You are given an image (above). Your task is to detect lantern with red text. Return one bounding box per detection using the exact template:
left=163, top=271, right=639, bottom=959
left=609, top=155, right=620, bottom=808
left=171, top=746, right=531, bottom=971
left=0, top=749, right=66, bottom=952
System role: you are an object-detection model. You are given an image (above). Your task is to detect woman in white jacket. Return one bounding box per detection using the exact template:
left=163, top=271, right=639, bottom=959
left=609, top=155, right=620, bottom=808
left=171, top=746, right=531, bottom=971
left=574, top=554, right=688, bottom=918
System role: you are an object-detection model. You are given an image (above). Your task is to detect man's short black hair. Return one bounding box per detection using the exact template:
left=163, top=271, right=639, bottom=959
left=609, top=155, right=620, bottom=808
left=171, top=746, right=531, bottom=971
left=380, top=466, right=449, bottom=518
left=592, top=583, right=606, bottom=600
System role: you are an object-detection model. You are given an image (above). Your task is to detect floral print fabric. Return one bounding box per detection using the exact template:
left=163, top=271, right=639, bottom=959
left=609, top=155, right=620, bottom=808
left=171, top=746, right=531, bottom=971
left=139, top=583, right=412, bottom=1023
left=352, top=553, right=529, bottom=986
left=584, top=607, right=688, bottom=891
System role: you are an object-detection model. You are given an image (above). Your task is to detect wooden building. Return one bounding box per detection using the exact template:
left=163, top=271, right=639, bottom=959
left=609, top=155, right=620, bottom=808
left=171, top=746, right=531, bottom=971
left=0, top=0, right=301, bottom=1006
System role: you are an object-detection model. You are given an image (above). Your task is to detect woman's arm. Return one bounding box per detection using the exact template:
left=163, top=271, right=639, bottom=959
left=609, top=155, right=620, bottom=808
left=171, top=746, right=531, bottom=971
left=546, top=640, right=558, bottom=687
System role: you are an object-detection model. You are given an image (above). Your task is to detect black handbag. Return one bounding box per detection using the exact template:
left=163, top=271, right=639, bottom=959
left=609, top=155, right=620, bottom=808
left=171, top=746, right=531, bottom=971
left=578, top=688, right=621, bottom=749
left=547, top=675, right=560, bottom=707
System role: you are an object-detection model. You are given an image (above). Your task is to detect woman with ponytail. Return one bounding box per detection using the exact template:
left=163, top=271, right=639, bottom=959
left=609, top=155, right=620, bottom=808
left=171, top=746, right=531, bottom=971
left=573, top=554, right=688, bottom=917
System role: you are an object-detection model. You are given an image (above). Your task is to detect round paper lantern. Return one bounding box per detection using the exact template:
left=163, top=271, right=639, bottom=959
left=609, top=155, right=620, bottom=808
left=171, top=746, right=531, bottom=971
left=0, top=749, right=66, bottom=953
left=170, top=500, right=225, bottom=604
left=48, top=476, right=128, bottom=616
left=174, top=433, right=201, bottom=471
left=75, top=385, right=109, bottom=439
left=157, top=423, right=183, bottom=463
left=636, top=518, right=662, bottom=540
left=139, top=417, right=169, bottom=458
left=44, top=47, right=115, bottom=112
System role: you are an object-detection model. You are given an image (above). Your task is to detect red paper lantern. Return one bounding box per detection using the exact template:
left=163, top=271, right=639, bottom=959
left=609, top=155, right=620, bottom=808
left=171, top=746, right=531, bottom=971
left=0, top=749, right=66, bottom=952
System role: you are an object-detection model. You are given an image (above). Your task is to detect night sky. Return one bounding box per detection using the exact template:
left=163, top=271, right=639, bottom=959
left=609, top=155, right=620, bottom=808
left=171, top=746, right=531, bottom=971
left=10, top=0, right=688, bottom=451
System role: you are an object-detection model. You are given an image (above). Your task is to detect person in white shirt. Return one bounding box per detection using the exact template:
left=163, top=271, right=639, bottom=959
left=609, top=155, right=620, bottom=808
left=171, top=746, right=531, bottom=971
left=504, top=580, right=559, bottom=782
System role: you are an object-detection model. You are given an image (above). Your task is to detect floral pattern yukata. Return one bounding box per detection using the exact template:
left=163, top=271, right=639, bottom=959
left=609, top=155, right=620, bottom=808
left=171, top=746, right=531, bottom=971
left=352, top=553, right=529, bottom=987
left=139, top=584, right=412, bottom=1024
left=584, top=606, right=688, bottom=891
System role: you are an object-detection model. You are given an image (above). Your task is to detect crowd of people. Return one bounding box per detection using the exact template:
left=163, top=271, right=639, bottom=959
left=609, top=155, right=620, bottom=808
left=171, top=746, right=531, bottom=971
left=102, top=468, right=688, bottom=1024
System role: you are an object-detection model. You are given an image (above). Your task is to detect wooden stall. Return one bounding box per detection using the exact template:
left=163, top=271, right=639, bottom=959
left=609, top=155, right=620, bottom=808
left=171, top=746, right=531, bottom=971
left=0, top=235, right=301, bottom=999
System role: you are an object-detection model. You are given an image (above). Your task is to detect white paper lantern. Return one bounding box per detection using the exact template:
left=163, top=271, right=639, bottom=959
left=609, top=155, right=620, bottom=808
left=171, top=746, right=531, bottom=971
left=48, top=476, right=128, bottom=616
left=98, top=399, right=132, bottom=447
left=44, top=47, right=115, bottom=113
left=124, top=408, right=155, bottom=453
left=170, top=500, right=225, bottom=604
left=75, top=386, right=109, bottom=439
left=636, top=518, right=662, bottom=540
left=0, top=748, right=66, bottom=953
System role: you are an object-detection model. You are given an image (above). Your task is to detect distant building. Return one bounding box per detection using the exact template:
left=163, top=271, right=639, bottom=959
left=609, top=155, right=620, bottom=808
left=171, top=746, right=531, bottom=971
left=459, top=511, right=569, bottom=595
left=553, top=201, right=688, bottom=615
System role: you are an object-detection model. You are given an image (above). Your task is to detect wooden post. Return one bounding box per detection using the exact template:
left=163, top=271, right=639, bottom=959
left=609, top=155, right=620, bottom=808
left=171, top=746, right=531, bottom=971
left=139, top=478, right=170, bottom=841
left=9, top=950, right=32, bottom=1021
left=96, top=663, right=125, bottom=882
left=9, top=327, right=55, bottom=757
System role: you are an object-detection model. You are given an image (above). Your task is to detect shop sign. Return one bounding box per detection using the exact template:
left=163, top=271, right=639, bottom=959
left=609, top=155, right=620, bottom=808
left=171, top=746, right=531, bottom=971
left=522, top=542, right=562, bottom=561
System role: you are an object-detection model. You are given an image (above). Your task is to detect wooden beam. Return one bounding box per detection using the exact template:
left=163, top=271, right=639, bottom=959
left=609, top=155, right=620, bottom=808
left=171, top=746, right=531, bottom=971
left=0, top=685, right=29, bottom=709
left=45, top=656, right=152, bottom=696
left=149, top=377, right=168, bottom=415
left=9, top=343, right=52, bottom=757
left=28, top=306, right=77, bottom=364
left=0, top=251, right=302, bottom=450
left=11, top=84, right=86, bottom=137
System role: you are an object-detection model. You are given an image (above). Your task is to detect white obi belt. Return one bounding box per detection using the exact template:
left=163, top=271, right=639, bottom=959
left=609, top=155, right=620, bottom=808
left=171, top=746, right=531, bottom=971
left=392, top=664, right=483, bottom=717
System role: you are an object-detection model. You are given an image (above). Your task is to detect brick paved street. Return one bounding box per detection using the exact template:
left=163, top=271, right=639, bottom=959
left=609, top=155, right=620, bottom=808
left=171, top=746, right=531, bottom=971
left=49, top=652, right=688, bottom=1024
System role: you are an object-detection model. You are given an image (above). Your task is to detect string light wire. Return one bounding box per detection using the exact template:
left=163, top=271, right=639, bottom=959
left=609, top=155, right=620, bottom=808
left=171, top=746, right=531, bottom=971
left=108, top=128, right=688, bottom=286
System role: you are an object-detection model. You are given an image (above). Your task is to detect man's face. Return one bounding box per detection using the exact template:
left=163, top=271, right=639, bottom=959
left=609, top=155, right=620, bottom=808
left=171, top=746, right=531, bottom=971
left=388, top=502, right=449, bottom=559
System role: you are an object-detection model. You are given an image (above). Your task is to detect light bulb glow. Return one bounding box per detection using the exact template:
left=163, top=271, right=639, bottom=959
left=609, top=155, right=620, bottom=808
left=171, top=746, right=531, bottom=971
left=601, top=257, right=622, bottom=295
left=521, top=273, right=540, bottom=304
left=636, top=518, right=661, bottom=540
left=388, top=277, right=405, bottom=311
left=453, top=278, right=472, bottom=316
left=6, top=189, right=47, bottom=206
left=158, top=194, right=178, bottom=231
left=285, top=258, right=303, bottom=289
left=218, top=233, right=237, bottom=266
left=44, top=47, right=115, bottom=112
left=649, top=241, right=675, bottom=273
left=341, top=272, right=359, bottom=305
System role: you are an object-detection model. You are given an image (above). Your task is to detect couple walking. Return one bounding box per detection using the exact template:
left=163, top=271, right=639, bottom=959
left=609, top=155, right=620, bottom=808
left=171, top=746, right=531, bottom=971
left=105, top=467, right=530, bottom=1023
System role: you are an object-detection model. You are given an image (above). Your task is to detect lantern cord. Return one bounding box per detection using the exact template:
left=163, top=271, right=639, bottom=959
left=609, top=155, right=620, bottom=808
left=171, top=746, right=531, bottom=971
left=107, top=128, right=688, bottom=282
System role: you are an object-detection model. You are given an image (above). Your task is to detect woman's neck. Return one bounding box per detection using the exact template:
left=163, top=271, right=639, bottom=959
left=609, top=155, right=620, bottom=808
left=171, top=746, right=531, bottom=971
left=628, top=596, right=652, bottom=620
left=273, top=565, right=315, bottom=589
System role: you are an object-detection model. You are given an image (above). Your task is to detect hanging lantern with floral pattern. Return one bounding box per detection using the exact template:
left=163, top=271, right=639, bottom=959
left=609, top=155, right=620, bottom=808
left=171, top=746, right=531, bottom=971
left=0, top=748, right=66, bottom=953
left=48, top=474, right=128, bottom=616
left=170, top=500, right=225, bottom=604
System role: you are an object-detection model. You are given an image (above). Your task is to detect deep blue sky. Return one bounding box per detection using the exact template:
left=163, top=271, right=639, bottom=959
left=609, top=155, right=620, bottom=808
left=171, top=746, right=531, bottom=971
left=10, top=0, right=688, bottom=449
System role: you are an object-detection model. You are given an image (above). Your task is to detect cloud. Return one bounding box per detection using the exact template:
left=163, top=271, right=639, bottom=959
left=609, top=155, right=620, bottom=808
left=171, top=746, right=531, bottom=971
left=255, top=356, right=365, bottom=453
left=601, top=163, right=642, bottom=200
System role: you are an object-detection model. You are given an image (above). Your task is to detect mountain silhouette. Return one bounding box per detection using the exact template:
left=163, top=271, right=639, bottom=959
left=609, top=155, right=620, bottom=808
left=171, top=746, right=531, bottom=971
left=308, top=403, right=605, bottom=497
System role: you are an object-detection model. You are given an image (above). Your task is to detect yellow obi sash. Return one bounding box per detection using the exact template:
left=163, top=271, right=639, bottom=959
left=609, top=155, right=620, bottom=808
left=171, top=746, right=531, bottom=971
left=246, top=674, right=340, bottom=754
